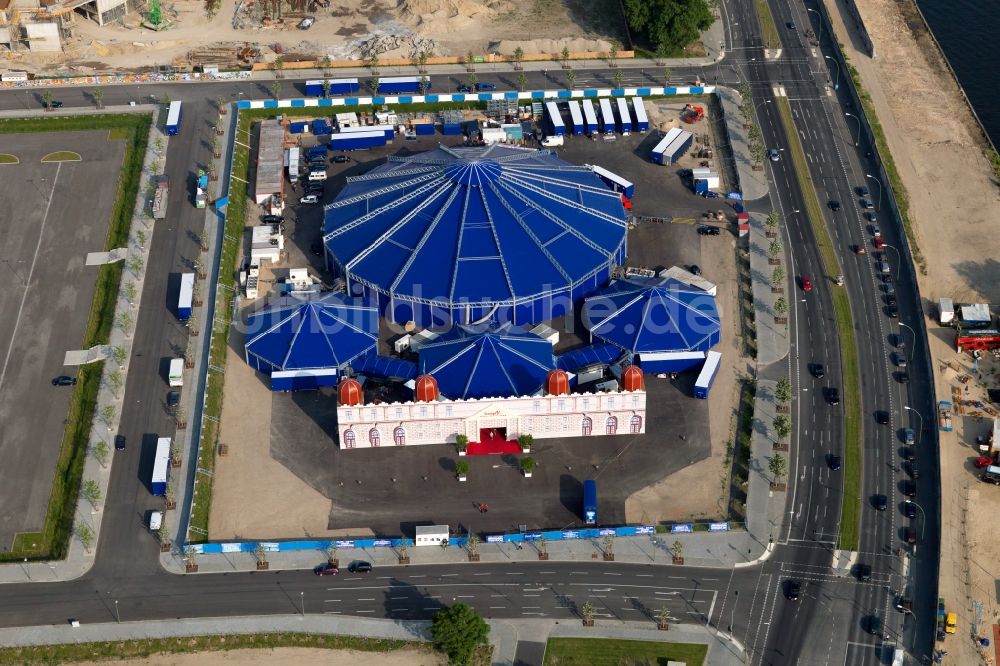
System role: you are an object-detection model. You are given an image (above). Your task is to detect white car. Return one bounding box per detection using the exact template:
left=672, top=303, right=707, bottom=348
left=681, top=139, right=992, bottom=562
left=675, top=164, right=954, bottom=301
left=297, top=17, right=314, bottom=30
left=768, top=148, right=780, bottom=162
left=300, top=194, right=319, bottom=204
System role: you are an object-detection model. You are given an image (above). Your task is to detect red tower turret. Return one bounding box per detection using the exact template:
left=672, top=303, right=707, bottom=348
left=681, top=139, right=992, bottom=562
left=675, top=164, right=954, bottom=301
left=546, top=369, right=570, bottom=396
left=338, top=378, right=363, bottom=406
left=415, top=374, right=440, bottom=402
left=622, top=365, right=644, bottom=392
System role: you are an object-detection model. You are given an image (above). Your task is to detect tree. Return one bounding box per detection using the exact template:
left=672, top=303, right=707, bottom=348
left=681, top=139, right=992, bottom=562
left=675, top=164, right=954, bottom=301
left=107, top=368, right=123, bottom=398
left=419, top=76, right=430, bottom=95
left=773, top=415, right=792, bottom=440
left=369, top=77, right=380, bottom=96
left=148, top=0, right=162, bottom=26
left=455, top=434, right=468, bottom=452
left=773, top=296, right=789, bottom=316
left=116, top=310, right=134, bottom=335
left=135, top=228, right=147, bottom=248
left=82, top=479, right=102, bottom=507
left=367, top=53, right=380, bottom=75
left=602, top=534, right=615, bottom=556
left=76, top=523, right=95, bottom=553
left=417, top=50, right=429, bottom=73
left=456, top=460, right=469, bottom=479
left=520, top=456, right=536, bottom=476
left=512, top=46, right=524, bottom=70
left=273, top=56, right=284, bottom=79
left=93, top=88, right=104, bottom=109
left=769, top=452, right=788, bottom=481
left=321, top=79, right=331, bottom=98
left=561, top=46, right=571, bottom=67
left=624, top=0, right=713, bottom=57
left=612, top=69, right=625, bottom=89
left=467, top=72, right=478, bottom=91
left=768, top=238, right=782, bottom=258
left=672, top=539, right=683, bottom=559
left=750, top=141, right=766, bottom=166
left=608, top=44, right=618, bottom=67
left=466, top=532, right=480, bottom=556
left=100, top=404, right=117, bottom=427
left=319, top=55, right=332, bottom=75
left=42, top=89, right=53, bottom=111
left=517, top=71, right=528, bottom=92
left=94, top=441, right=110, bottom=468
left=580, top=601, right=596, bottom=625
left=771, top=265, right=785, bottom=288
left=123, top=281, right=137, bottom=306
left=766, top=209, right=779, bottom=230
left=663, top=66, right=672, bottom=85
left=566, top=68, right=576, bottom=89
left=466, top=50, right=475, bottom=71
left=110, top=345, right=127, bottom=367
left=270, top=80, right=282, bottom=100
left=255, top=542, right=268, bottom=565
left=747, top=123, right=762, bottom=144
left=429, top=603, right=490, bottom=665
left=656, top=606, right=671, bottom=629
left=775, top=376, right=792, bottom=404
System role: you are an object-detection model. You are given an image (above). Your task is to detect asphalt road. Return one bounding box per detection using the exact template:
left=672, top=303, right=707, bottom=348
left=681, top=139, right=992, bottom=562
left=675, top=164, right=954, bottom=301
left=0, top=6, right=941, bottom=663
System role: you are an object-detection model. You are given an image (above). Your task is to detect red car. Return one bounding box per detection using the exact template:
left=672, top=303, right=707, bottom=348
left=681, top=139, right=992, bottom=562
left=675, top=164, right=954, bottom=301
left=801, top=275, right=813, bottom=292
left=874, top=236, right=884, bottom=249
left=976, top=456, right=993, bottom=469
left=313, top=563, right=339, bottom=576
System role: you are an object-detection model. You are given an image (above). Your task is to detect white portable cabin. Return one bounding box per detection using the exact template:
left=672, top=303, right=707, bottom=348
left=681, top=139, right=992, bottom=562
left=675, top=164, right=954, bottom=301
left=582, top=99, right=599, bottom=134
left=632, top=97, right=649, bottom=131
left=616, top=97, right=632, bottom=134
left=660, top=266, right=718, bottom=296
left=567, top=100, right=584, bottom=134
left=415, top=525, right=450, bottom=546
left=599, top=98, right=615, bottom=134
left=545, top=101, right=566, bottom=136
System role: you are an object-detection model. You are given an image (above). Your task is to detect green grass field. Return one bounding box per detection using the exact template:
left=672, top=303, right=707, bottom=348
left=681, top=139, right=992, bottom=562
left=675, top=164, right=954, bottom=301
left=41, top=150, right=81, bottom=162
left=544, top=637, right=707, bottom=665
left=0, top=153, right=17, bottom=164
left=755, top=0, right=782, bottom=51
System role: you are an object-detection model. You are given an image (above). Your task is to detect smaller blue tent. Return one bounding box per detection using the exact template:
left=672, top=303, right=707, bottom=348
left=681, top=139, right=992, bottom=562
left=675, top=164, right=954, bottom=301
left=244, top=292, right=378, bottom=373
left=418, top=324, right=555, bottom=400
left=581, top=276, right=721, bottom=355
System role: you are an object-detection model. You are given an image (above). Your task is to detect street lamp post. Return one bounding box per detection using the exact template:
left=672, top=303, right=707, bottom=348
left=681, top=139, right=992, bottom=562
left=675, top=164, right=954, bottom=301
left=114, top=599, right=120, bottom=624
left=883, top=244, right=900, bottom=281
left=824, top=55, right=840, bottom=90
left=900, top=324, right=917, bottom=363
left=904, top=404, right=923, bottom=438
left=806, top=7, right=824, bottom=43
left=300, top=591, right=305, bottom=616
left=730, top=590, right=739, bottom=632
left=866, top=173, right=883, bottom=211
left=844, top=112, right=860, bottom=146
left=910, top=500, right=927, bottom=540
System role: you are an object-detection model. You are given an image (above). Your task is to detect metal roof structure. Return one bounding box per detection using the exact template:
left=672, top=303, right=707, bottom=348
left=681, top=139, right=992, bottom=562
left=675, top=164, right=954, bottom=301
left=581, top=276, right=721, bottom=355
left=323, top=144, right=628, bottom=326
left=418, top=323, right=555, bottom=399
left=244, top=292, right=378, bottom=373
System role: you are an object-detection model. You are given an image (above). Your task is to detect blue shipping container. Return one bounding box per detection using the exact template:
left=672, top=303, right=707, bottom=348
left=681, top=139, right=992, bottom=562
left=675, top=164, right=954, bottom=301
left=178, top=273, right=194, bottom=321
left=304, top=80, right=324, bottom=96
left=378, top=76, right=428, bottom=94
left=442, top=123, right=462, bottom=135
left=329, top=131, right=387, bottom=150
left=414, top=123, right=435, bottom=135
left=288, top=121, right=309, bottom=134
left=583, top=480, right=598, bottom=525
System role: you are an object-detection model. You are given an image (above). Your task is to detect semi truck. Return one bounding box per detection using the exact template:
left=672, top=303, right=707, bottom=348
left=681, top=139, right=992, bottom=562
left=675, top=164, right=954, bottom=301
left=583, top=479, right=597, bottom=525
left=329, top=131, right=386, bottom=150
left=304, top=78, right=360, bottom=96
left=378, top=76, right=429, bottom=94
left=166, top=101, right=183, bottom=135
left=152, top=176, right=169, bottom=219
left=151, top=437, right=171, bottom=496
left=694, top=351, right=722, bottom=399
left=178, top=273, right=195, bottom=321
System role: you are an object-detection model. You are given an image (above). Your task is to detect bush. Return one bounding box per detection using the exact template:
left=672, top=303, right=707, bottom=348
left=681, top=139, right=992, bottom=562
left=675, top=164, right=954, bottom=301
left=430, top=603, right=490, bottom=665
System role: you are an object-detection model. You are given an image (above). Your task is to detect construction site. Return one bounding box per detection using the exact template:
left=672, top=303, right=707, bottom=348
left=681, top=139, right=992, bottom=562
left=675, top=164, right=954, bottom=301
left=0, top=0, right=626, bottom=73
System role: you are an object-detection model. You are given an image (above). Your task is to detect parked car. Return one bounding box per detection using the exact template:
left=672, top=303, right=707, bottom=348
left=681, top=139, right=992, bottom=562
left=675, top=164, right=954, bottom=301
left=860, top=198, right=875, bottom=209
left=906, top=461, right=920, bottom=479
left=856, top=186, right=870, bottom=197
left=43, top=100, right=64, bottom=109
left=870, top=224, right=881, bottom=237
left=904, top=526, right=917, bottom=545
left=689, top=265, right=702, bottom=276
left=697, top=225, right=720, bottom=236
left=262, top=214, right=283, bottom=224
left=456, top=85, right=473, bottom=93
left=902, top=480, right=917, bottom=497
left=903, top=502, right=917, bottom=519
left=903, top=428, right=914, bottom=444
left=52, top=375, right=77, bottom=386
left=332, top=155, right=350, bottom=163
left=300, top=194, right=319, bottom=205
left=865, top=212, right=877, bottom=223
left=167, top=391, right=180, bottom=412
left=896, top=371, right=909, bottom=383
left=314, top=563, right=339, bottom=576
left=901, top=447, right=916, bottom=462
left=476, top=82, right=497, bottom=91
left=348, top=561, right=373, bottom=573
left=885, top=305, right=899, bottom=319
left=297, top=16, right=315, bottom=29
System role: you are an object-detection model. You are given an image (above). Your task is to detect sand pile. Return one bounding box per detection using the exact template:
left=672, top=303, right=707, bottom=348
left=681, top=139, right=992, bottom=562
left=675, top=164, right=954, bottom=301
left=495, top=37, right=614, bottom=55
left=397, top=0, right=515, bottom=35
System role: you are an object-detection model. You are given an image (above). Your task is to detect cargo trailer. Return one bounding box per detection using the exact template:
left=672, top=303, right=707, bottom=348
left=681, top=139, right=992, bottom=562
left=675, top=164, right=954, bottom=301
left=694, top=351, right=721, bottom=399
left=582, top=99, right=599, bottom=134
left=378, top=76, right=427, bottom=94
left=329, top=130, right=387, bottom=150
left=616, top=97, right=632, bottom=134
left=599, top=98, right=615, bottom=134
left=590, top=164, right=635, bottom=198
left=632, top=97, right=649, bottom=131
left=165, top=101, right=183, bottom=136
left=339, top=124, right=395, bottom=139
left=177, top=273, right=195, bottom=321
left=151, top=437, right=171, bottom=496
left=567, top=100, right=584, bottom=134
left=168, top=358, right=184, bottom=387
left=545, top=101, right=566, bottom=136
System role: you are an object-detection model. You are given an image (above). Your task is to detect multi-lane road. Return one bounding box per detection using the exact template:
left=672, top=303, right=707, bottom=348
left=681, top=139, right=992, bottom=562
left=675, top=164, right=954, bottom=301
left=0, top=0, right=940, bottom=661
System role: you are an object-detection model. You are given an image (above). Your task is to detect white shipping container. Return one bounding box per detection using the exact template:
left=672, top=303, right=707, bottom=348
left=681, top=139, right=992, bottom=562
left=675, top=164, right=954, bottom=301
left=168, top=358, right=184, bottom=387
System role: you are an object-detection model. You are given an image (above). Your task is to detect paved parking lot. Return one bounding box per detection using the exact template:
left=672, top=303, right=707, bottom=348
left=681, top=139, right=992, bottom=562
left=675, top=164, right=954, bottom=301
left=0, top=131, right=124, bottom=549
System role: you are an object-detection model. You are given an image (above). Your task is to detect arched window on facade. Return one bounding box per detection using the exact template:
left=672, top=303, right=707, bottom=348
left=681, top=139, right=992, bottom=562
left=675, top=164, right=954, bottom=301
left=343, top=429, right=356, bottom=448
left=606, top=416, right=618, bottom=435
left=369, top=428, right=380, bottom=447
left=630, top=414, right=642, bottom=434
left=394, top=426, right=406, bottom=446
left=581, top=416, right=593, bottom=436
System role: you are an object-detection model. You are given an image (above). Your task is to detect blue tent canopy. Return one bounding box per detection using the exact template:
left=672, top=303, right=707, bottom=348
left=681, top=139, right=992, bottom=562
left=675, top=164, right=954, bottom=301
left=418, top=323, right=555, bottom=399
left=353, top=353, right=418, bottom=381
left=244, top=292, right=378, bottom=373
left=581, top=276, right=721, bottom=354
left=556, top=342, right=626, bottom=371
left=324, top=144, right=628, bottom=326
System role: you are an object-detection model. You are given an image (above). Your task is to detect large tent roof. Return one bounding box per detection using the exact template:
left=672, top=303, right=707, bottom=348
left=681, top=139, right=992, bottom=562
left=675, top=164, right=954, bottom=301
left=418, top=323, right=555, bottom=399
left=244, top=292, right=378, bottom=372
left=581, top=276, right=721, bottom=354
left=323, top=144, right=628, bottom=310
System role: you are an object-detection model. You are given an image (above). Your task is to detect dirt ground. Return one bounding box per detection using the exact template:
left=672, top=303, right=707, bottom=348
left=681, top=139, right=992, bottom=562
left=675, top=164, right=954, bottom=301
left=77, top=647, right=443, bottom=666
left=826, top=0, right=1000, bottom=663
left=30, top=0, right=621, bottom=73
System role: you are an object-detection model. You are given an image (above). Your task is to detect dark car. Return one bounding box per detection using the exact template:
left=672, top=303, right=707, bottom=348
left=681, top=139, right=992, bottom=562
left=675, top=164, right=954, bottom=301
left=827, top=387, right=840, bottom=405
left=856, top=186, right=870, bottom=197
left=332, top=155, right=350, bottom=163
left=114, top=434, right=126, bottom=451
left=785, top=579, right=802, bottom=601
left=476, top=82, right=497, bottom=91
left=896, top=371, right=910, bottom=384
left=892, top=333, right=905, bottom=348
left=901, top=480, right=917, bottom=497
left=828, top=200, right=841, bottom=212
left=786, top=21, right=796, bottom=30
left=456, top=85, right=472, bottom=93
left=903, top=501, right=918, bottom=518
left=262, top=215, right=283, bottom=224
left=689, top=265, right=702, bottom=276
left=314, top=563, right=339, bottom=576
left=875, top=411, right=890, bottom=425
left=52, top=375, right=77, bottom=386
left=903, top=428, right=914, bottom=444
left=811, top=363, right=826, bottom=379
left=860, top=198, right=875, bottom=209
left=885, top=305, right=899, bottom=319
left=167, top=390, right=180, bottom=412
left=883, top=273, right=895, bottom=284
left=697, top=225, right=720, bottom=236
left=310, top=242, right=323, bottom=256
left=873, top=494, right=888, bottom=511
left=904, top=526, right=917, bottom=545
left=901, top=447, right=916, bottom=462
left=885, top=294, right=897, bottom=306
left=906, top=461, right=920, bottom=479
left=305, top=183, right=325, bottom=194
left=828, top=454, right=842, bottom=470
left=348, top=561, right=372, bottom=573
left=865, top=212, right=877, bottom=223
left=856, top=563, right=872, bottom=582
left=43, top=100, right=64, bottom=109
left=866, top=614, right=883, bottom=636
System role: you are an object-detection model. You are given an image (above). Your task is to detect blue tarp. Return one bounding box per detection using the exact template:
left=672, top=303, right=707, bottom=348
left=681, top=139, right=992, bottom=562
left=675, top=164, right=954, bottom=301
left=582, top=276, right=721, bottom=354
left=556, top=343, right=624, bottom=371
left=244, top=293, right=378, bottom=373
left=418, top=323, right=554, bottom=399
left=324, top=145, right=628, bottom=326
left=352, top=353, right=418, bottom=380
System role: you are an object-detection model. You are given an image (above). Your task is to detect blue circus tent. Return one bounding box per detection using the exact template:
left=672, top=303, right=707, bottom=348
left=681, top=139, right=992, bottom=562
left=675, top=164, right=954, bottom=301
left=418, top=324, right=555, bottom=400
left=244, top=292, right=378, bottom=373
left=581, top=276, right=721, bottom=355
left=323, top=144, right=629, bottom=326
